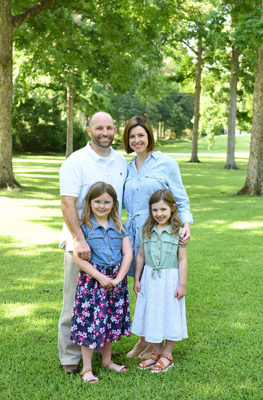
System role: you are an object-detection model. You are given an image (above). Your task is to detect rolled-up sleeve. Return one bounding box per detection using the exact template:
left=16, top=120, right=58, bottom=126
left=166, top=158, right=193, bottom=225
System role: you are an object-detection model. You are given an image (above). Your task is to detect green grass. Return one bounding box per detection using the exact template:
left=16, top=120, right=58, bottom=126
left=1, top=135, right=262, bottom=399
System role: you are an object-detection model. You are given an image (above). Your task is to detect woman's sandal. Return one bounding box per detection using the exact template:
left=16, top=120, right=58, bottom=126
left=137, top=351, right=160, bottom=370
left=127, top=341, right=149, bottom=358
left=103, top=360, right=128, bottom=372
left=80, top=369, right=99, bottom=384
left=151, top=353, right=174, bottom=373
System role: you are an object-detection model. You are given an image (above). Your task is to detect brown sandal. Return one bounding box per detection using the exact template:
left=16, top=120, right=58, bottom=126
left=103, top=360, right=128, bottom=372
left=151, top=353, right=174, bottom=373
left=137, top=351, right=160, bottom=370
left=80, top=368, right=99, bottom=384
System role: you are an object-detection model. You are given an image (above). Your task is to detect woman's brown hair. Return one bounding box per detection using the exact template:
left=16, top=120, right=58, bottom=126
left=123, top=115, right=155, bottom=154
left=143, top=190, right=182, bottom=238
left=81, top=182, right=124, bottom=234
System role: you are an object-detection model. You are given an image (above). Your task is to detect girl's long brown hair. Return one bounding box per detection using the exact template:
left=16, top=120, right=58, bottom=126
left=81, top=181, right=124, bottom=234
left=143, top=189, right=182, bottom=238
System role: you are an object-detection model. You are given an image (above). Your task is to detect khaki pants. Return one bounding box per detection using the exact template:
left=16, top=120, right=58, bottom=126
left=58, top=250, right=81, bottom=365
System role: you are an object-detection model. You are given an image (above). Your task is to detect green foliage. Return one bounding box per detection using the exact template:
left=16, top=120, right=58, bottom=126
left=12, top=96, right=87, bottom=153
left=149, top=91, right=194, bottom=137
left=8, top=0, right=262, bottom=157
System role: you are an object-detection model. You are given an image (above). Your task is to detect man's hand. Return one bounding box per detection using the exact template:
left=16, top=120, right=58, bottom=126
left=179, top=222, right=191, bottom=247
left=74, top=238, right=91, bottom=261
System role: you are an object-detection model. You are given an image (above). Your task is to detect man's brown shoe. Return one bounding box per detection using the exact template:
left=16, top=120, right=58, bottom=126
left=62, top=364, right=79, bottom=374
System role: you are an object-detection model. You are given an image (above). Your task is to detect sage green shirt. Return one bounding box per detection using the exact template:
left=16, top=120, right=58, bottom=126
left=138, top=225, right=182, bottom=277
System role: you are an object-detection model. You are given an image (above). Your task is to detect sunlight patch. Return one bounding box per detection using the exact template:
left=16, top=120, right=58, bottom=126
left=231, top=321, right=247, bottom=330
left=3, top=303, right=38, bottom=318
left=230, top=222, right=263, bottom=230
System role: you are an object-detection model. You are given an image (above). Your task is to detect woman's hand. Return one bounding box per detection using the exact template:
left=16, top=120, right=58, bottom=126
left=179, top=222, right=191, bottom=246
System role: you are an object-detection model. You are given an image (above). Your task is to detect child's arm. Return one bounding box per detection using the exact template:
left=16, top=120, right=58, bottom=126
left=74, top=254, right=114, bottom=289
left=133, top=246, right=145, bottom=294
left=175, top=247, right=187, bottom=299
left=111, top=235, right=133, bottom=286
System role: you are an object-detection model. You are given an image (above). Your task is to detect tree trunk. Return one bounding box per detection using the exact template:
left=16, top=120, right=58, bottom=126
left=66, top=83, right=74, bottom=158
left=189, top=37, right=202, bottom=163
left=236, top=41, right=263, bottom=196
left=0, top=0, right=55, bottom=189
left=224, top=47, right=239, bottom=170
left=0, top=1, right=20, bottom=189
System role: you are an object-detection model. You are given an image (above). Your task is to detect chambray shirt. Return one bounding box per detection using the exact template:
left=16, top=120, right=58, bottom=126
left=138, top=225, right=182, bottom=278
left=123, top=151, right=193, bottom=276
left=81, top=217, right=128, bottom=268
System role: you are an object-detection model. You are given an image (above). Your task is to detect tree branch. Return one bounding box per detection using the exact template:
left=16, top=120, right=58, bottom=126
left=181, top=39, right=198, bottom=55
left=12, top=0, right=56, bottom=33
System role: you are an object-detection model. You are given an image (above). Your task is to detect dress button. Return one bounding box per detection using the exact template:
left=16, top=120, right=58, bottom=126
left=109, top=255, right=112, bottom=259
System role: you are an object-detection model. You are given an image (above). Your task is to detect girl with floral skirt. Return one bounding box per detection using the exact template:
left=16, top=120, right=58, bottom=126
left=71, top=182, right=133, bottom=384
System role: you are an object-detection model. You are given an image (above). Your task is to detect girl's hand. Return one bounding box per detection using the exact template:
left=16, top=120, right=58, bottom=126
left=133, top=281, right=141, bottom=294
left=111, top=278, right=121, bottom=287
left=98, top=274, right=114, bottom=289
left=175, top=284, right=186, bottom=299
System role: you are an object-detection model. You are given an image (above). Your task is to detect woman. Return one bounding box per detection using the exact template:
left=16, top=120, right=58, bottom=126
left=123, top=115, right=193, bottom=359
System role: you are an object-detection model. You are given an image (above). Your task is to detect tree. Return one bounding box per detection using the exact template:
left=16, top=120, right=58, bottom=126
left=0, top=0, right=55, bottom=189
left=164, top=0, right=225, bottom=162
left=223, top=0, right=260, bottom=169
left=237, top=5, right=263, bottom=195
left=224, top=47, right=239, bottom=169
left=12, top=0, right=168, bottom=160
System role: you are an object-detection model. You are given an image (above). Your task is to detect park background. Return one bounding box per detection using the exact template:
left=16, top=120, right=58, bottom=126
left=0, top=1, right=263, bottom=399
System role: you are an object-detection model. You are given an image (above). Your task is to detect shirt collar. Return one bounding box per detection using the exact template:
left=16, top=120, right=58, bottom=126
left=86, top=142, right=116, bottom=162
left=129, top=151, right=161, bottom=165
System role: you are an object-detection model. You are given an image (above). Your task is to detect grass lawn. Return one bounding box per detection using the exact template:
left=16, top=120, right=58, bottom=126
left=0, top=135, right=262, bottom=399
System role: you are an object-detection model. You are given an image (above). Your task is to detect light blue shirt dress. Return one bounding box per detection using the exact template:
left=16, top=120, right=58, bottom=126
left=123, top=151, right=193, bottom=276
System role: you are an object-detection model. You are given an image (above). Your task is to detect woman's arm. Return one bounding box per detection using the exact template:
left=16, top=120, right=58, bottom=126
left=74, top=254, right=113, bottom=289
left=175, top=247, right=187, bottom=299
left=111, top=235, right=133, bottom=286
left=133, top=246, right=145, bottom=294
left=165, top=156, right=192, bottom=244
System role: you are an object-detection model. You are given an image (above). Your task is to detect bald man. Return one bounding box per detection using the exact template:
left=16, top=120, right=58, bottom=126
left=58, top=112, right=127, bottom=373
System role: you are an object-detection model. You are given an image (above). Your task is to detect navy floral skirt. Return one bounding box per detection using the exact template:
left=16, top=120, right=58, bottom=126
left=71, top=263, right=130, bottom=349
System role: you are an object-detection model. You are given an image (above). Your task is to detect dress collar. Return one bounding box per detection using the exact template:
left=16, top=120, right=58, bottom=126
left=91, top=214, right=115, bottom=230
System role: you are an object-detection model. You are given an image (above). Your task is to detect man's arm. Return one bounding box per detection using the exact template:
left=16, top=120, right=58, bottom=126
left=61, top=195, right=91, bottom=260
